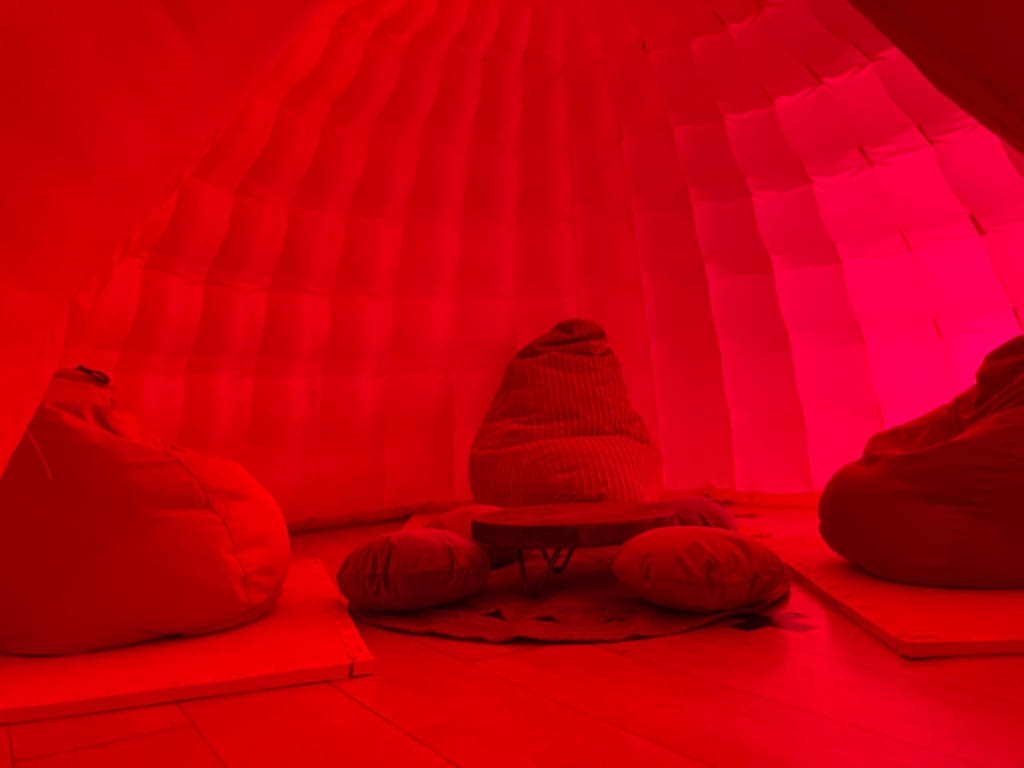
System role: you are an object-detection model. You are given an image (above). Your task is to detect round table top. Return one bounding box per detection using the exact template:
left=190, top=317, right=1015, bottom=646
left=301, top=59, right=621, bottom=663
left=470, top=503, right=676, bottom=549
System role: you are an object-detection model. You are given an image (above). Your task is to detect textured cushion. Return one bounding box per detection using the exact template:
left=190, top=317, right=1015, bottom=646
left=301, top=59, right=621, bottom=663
left=425, top=505, right=518, bottom=567
left=820, top=335, right=1024, bottom=588
left=654, top=497, right=738, bottom=531
left=338, top=529, right=490, bottom=612
left=0, top=368, right=290, bottom=656
left=470, top=319, right=663, bottom=507
left=613, top=527, right=789, bottom=612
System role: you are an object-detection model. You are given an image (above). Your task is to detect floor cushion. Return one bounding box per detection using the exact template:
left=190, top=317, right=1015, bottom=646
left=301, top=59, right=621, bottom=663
left=469, top=319, right=663, bottom=507
left=338, top=529, right=490, bottom=612
left=654, top=496, right=738, bottom=531
left=425, top=505, right=518, bottom=567
left=0, top=367, right=291, bottom=656
left=613, top=527, right=789, bottom=612
left=819, top=335, right=1024, bottom=588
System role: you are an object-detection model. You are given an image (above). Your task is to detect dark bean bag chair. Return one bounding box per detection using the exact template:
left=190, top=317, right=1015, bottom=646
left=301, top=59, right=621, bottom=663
left=0, top=367, right=290, bottom=655
left=819, top=335, right=1024, bottom=588
left=469, top=319, right=663, bottom=507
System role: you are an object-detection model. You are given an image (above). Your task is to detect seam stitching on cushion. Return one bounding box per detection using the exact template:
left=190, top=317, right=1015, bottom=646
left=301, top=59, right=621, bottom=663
left=24, top=428, right=53, bottom=479
left=165, top=447, right=254, bottom=616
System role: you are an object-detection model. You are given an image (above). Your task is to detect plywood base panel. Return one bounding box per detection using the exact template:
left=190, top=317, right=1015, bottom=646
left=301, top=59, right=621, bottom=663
left=769, top=536, right=1024, bottom=658
left=0, top=560, right=372, bottom=724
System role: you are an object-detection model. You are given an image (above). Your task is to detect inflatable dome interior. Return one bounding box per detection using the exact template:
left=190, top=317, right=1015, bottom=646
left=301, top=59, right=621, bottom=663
left=3, top=0, right=1024, bottom=761
left=2, top=0, right=1022, bottom=529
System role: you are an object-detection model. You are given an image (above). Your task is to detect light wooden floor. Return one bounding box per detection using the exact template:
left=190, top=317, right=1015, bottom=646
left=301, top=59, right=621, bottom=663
left=4, top=507, right=1023, bottom=767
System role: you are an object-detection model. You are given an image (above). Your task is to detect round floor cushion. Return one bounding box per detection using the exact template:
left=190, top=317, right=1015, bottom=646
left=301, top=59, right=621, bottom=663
left=338, top=529, right=490, bottom=611
left=819, top=335, right=1024, bottom=588
left=612, top=527, right=789, bottom=612
left=352, top=546, right=788, bottom=643
left=469, top=319, right=663, bottom=507
left=0, top=367, right=291, bottom=656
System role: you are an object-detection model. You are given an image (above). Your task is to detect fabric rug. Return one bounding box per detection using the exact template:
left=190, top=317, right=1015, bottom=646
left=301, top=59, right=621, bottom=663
left=351, top=547, right=788, bottom=642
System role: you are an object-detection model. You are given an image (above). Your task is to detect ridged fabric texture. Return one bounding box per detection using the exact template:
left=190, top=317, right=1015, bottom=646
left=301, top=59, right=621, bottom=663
left=819, top=334, right=1024, bottom=588
left=6, top=0, right=1024, bottom=527
left=613, top=526, right=790, bottom=612
left=0, top=0, right=326, bottom=499
left=338, top=528, right=490, bottom=611
left=0, top=369, right=290, bottom=655
left=470, top=319, right=663, bottom=506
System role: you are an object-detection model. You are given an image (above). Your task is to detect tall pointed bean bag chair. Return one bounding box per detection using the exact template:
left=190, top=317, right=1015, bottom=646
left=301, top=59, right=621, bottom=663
left=469, top=319, right=663, bottom=507
left=819, top=336, right=1024, bottom=588
left=0, top=367, right=290, bottom=655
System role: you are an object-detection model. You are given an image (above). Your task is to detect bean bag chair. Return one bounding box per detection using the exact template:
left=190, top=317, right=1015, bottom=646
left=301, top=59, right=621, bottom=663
left=337, top=529, right=490, bottom=612
left=613, top=527, right=789, bottom=612
left=470, top=319, right=663, bottom=507
left=0, top=367, right=290, bottom=655
left=819, top=335, right=1024, bottom=588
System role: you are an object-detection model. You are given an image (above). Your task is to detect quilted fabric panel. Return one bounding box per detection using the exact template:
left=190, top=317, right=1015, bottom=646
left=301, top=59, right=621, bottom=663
left=54, top=0, right=1024, bottom=527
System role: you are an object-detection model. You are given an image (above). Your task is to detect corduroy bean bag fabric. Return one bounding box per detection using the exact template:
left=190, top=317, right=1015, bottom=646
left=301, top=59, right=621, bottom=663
left=0, top=367, right=290, bottom=655
left=469, top=319, right=663, bottom=507
left=819, top=335, right=1024, bottom=588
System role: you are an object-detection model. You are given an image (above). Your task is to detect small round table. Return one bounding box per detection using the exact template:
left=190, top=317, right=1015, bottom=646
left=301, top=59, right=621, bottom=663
left=471, top=503, right=677, bottom=597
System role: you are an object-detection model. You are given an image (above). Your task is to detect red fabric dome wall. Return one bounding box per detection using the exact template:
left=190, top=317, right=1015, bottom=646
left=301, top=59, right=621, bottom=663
left=5, top=0, right=1024, bottom=528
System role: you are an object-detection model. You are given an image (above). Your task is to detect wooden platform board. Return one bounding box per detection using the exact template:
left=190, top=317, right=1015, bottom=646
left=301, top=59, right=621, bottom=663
left=0, top=559, right=373, bottom=725
left=472, top=503, right=679, bottom=548
left=768, top=536, right=1024, bottom=658
left=406, top=508, right=771, bottom=539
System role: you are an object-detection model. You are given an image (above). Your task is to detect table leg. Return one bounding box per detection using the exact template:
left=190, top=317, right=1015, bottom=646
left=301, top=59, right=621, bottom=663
left=517, top=547, right=575, bottom=597
left=541, top=546, right=575, bottom=573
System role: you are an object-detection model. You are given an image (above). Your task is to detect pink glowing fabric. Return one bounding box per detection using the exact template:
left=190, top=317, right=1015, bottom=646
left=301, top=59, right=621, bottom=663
left=470, top=319, right=663, bottom=507
left=0, top=369, right=290, bottom=655
left=3, top=0, right=1024, bottom=528
left=820, top=334, right=1024, bottom=588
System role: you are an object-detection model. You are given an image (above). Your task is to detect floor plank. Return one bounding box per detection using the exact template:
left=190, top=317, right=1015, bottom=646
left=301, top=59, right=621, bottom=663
left=413, top=633, right=541, bottom=663
left=339, top=623, right=708, bottom=768
left=475, top=642, right=982, bottom=768
left=13, top=726, right=223, bottom=768
left=730, top=509, right=1024, bottom=705
left=181, top=682, right=450, bottom=768
left=729, top=504, right=819, bottom=538
left=605, top=626, right=1022, bottom=767
left=714, top=585, right=1024, bottom=705
left=9, top=517, right=1021, bottom=768
left=8, top=704, right=187, bottom=762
